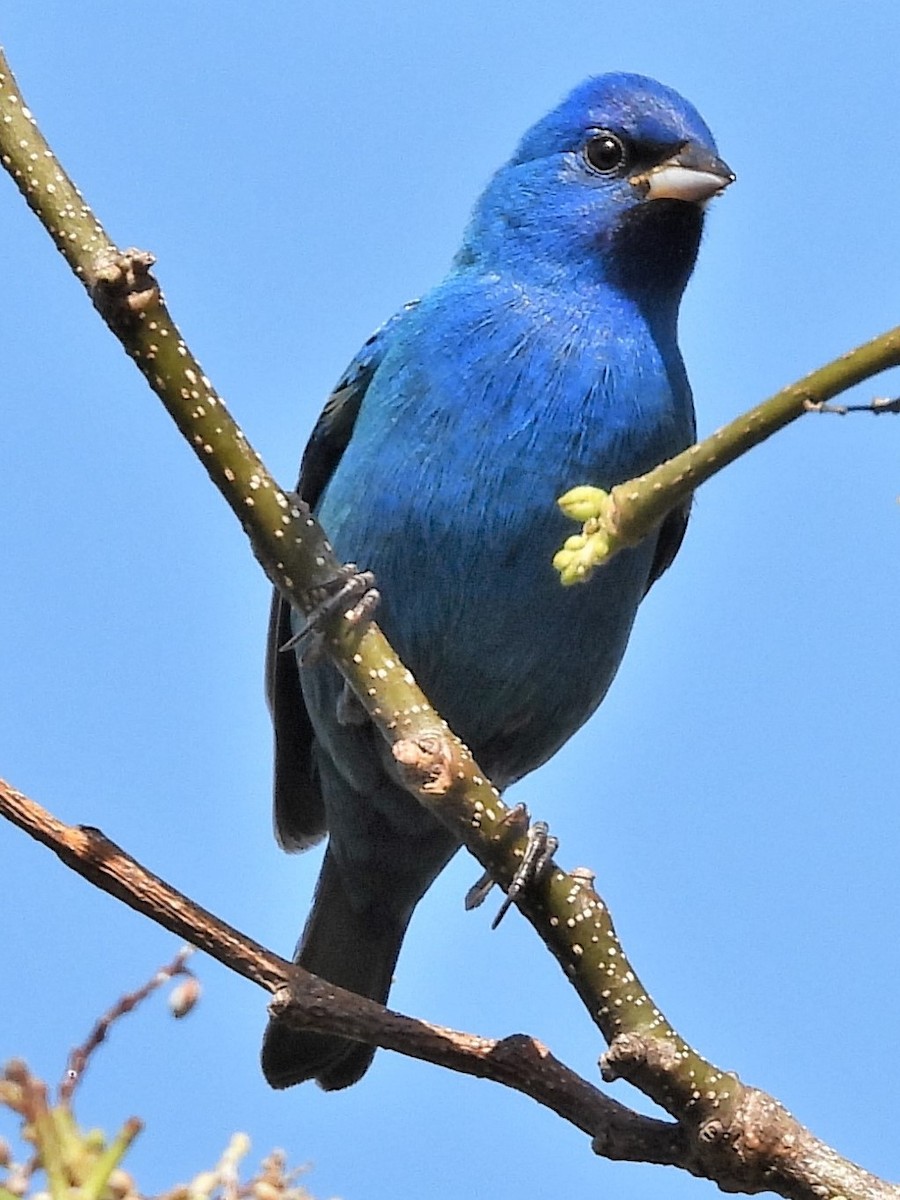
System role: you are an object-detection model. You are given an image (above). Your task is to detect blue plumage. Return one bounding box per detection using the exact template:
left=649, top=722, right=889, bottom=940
left=263, top=73, right=732, bottom=1090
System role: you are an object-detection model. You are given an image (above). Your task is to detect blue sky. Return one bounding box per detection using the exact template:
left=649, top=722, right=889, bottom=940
left=1, top=3, right=898, bottom=1197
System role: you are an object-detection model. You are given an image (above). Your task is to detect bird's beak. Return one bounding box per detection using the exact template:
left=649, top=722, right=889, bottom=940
left=631, top=143, right=735, bottom=204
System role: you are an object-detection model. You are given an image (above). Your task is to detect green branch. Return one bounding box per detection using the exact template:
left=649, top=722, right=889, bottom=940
left=554, top=330, right=900, bottom=584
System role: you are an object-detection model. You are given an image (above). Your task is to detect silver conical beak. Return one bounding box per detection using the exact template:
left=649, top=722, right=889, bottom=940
left=632, top=144, right=735, bottom=203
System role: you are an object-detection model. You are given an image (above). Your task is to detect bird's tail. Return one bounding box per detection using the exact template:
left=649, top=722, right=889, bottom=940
left=261, top=846, right=409, bottom=1091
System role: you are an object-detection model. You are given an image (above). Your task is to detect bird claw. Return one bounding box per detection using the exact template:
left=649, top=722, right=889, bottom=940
left=491, top=819, right=558, bottom=929
left=463, top=804, right=559, bottom=929
left=280, top=563, right=380, bottom=665
left=464, top=869, right=495, bottom=912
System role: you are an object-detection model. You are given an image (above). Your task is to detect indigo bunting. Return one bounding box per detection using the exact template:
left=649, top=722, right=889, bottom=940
left=262, top=73, right=732, bottom=1090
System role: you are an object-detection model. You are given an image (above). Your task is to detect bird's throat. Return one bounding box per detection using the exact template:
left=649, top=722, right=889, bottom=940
left=605, top=201, right=704, bottom=307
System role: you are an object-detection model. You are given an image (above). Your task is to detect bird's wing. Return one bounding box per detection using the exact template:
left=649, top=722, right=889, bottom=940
left=643, top=498, right=691, bottom=596
left=266, top=302, right=419, bottom=851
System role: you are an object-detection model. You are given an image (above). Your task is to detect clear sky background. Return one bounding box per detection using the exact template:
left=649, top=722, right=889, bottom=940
left=1, top=4, right=898, bottom=1197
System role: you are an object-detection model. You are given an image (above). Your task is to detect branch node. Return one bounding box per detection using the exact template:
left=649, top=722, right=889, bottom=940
left=490, top=1033, right=551, bottom=1066
left=392, top=734, right=457, bottom=795
left=267, top=985, right=294, bottom=1020
left=697, top=1117, right=726, bottom=1145
left=90, top=247, right=160, bottom=329
left=724, top=1087, right=797, bottom=1163
left=600, top=1032, right=679, bottom=1083
left=570, top=865, right=597, bottom=886
left=804, top=397, right=847, bottom=415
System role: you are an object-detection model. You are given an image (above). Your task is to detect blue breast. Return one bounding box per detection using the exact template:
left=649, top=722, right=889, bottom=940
left=311, top=270, right=694, bottom=788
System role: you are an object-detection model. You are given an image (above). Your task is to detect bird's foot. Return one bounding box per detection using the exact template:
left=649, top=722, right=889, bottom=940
left=464, top=803, right=559, bottom=929
left=280, top=562, right=379, bottom=665
left=490, top=818, right=558, bottom=929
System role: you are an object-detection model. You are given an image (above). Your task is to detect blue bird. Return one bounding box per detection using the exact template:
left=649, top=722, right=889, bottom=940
left=262, top=73, right=732, bottom=1090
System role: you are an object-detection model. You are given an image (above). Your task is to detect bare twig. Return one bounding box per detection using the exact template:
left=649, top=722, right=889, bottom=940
left=0, top=777, right=683, bottom=1168
left=59, top=947, right=197, bottom=1104
left=3, top=777, right=897, bottom=1198
left=803, top=395, right=900, bottom=415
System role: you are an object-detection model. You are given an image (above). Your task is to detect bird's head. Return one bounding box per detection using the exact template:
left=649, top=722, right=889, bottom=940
left=456, top=73, right=734, bottom=305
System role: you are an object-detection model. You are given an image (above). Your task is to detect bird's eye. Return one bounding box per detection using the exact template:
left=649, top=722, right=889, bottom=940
left=584, top=131, right=627, bottom=175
